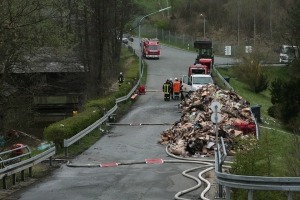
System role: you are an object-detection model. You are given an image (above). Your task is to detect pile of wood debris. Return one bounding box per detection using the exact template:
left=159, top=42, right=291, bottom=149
left=158, top=84, right=257, bottom=157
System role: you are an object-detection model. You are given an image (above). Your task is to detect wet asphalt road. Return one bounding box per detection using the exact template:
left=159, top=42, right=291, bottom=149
left=12, top=40, right=232, bottom=200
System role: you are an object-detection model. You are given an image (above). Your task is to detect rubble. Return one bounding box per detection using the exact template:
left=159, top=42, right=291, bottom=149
left=158, top=84, right=257, bottom=157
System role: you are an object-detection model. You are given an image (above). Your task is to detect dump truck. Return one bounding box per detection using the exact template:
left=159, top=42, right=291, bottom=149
left=194, top=40, right=214, bottom=65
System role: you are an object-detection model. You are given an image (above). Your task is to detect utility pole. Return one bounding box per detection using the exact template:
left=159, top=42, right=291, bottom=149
left=237, top=0, right=240, bottom=46
left=270, top=0, right=273, bottom=40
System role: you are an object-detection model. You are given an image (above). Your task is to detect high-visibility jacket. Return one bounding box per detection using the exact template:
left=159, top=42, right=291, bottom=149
left=163, top=83, right=170, bottom=94
left=173, top=81, right=180, bottom=93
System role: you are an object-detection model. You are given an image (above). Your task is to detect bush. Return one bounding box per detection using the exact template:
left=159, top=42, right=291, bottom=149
left=44, top=106, right=101, bottom=149
left=233, top=48, right=269, bottom=93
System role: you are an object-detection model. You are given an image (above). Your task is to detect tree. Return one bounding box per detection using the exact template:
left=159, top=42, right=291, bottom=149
left=68, top=0, right=142, bottom=99
left=233, top=49, right=269, bottom=93
left=285, top=0, right=300, bottom=52
left=0, top=0, right=68, bottom=131
left=269, top=74, right=300, bottom=125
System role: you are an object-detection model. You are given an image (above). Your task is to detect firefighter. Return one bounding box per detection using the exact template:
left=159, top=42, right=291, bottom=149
left=169, top=78, right=174, bottom=99
left=173, top=78, right=180, bottom=100
left=180, top=79, right=184, bottom=100
left=118, top=72, right=124, bottom=87
left=162, top=79, right=171, bottom=101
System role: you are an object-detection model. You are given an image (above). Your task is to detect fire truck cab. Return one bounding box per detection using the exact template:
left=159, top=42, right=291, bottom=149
left=141, top=38, right=160, bottom=59
left=189, top=58, right=212, bottom=76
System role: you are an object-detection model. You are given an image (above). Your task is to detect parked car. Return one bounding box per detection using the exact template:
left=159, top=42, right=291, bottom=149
left=122, top=38, right=129, bottom=44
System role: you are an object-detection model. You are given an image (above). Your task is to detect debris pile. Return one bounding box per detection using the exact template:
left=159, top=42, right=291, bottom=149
left=158, top=84, right=257, bottom=157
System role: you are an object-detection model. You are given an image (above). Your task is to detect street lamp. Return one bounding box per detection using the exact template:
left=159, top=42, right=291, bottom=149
left=200, top=14, right=206, bottom=40
left=138, top=6, right=171, bottom=82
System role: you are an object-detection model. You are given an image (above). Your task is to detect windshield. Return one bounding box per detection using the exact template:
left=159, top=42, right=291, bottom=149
left=280, top=46, right=296, bottom=54
left=192, top=77, right=213, bottom=84
left=199, top=49, right=212, bottom=56
left=148, top=45, right=159, bottom=50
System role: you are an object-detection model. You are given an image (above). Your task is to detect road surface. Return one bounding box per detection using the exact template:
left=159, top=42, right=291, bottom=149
left=11, top=40, right=232, bottom=200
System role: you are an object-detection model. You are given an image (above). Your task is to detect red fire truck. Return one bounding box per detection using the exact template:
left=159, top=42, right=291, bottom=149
left=141, top=38, right=160, bottom=59
left=188, top=58, right=212, bottom=76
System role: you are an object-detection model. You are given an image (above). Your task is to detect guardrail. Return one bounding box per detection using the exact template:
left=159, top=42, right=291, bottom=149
left=213, top=64, right=234, bottom=91
left=63, top=47, right=143, bottom=156
left=214, top=139, right=300, bottom=200
left=0, top=145, right=31, bottom=169
left=0, top=147, right=55, bottom=189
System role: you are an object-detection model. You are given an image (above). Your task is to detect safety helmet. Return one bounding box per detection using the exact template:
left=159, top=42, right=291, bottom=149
left=120, top=72, right=122, bottom=75
left=170, top=78, right=172, bottom=81
left=175, top=77, right=178, bottom=81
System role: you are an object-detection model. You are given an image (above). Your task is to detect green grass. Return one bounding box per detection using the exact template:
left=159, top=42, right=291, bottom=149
left=213, top=64, right=295, bottom=179
left=214, top=66, right=291, bottom=131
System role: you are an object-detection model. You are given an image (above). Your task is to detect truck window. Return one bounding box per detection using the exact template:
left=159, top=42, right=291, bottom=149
left=149, top=45, right=159, bottom=50
left=192, top=77, right=213, bottom=84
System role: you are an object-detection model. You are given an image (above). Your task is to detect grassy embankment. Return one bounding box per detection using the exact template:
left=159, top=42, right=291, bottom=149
left=213, top=65, right=291, bottom=175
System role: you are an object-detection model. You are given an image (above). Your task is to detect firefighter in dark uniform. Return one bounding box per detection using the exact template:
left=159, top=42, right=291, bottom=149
left=118, top=72, right=124, bottom=87
left=169, top=78, right=174, bottom=99
left=162, top=79, right=171, bottom=101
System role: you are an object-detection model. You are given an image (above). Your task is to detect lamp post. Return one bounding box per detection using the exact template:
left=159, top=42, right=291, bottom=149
left=200, top=14, right=206, bottom=40
left=138, top=7, right=171, bottom=82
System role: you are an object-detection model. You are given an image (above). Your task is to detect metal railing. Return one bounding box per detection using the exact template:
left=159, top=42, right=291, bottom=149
left=215, top=138, right=300, bottom=200
left=213, top=64, right=234, bottom=91
left=0, top=147, right=55, bottom=189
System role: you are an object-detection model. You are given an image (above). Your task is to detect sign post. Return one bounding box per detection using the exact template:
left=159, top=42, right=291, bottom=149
left=210, top=101, right=221, bottom=145
left=210, top=101, right=224, bottom=198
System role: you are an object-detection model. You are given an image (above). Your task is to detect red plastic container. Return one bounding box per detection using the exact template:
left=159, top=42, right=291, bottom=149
left=233, top=122, right=256, bottom=135
left=10, top=143, right=25, bottom=155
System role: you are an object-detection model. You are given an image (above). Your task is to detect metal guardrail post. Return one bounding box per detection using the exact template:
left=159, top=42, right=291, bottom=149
left=226, top=186, right=231, bottom=200
left=3, top=176, right=7, bottom=189
left=65, top=146, right=68, bottom=157
left=29, top=167, right=32, bottom=177
left=50, top=156, right=53, bottom=166
left=12, top=174, right=16, bottom=185
left=288, top=191, right=292, bottom=200
left=21, top=170, right=25, bottom=181
left=248, top=189, right=253, bottom=200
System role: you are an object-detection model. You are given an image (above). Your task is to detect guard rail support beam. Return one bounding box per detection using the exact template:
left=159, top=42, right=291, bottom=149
left=21, top=170, right=25, bottom=181
left=3, top=176, right=7, bottom=189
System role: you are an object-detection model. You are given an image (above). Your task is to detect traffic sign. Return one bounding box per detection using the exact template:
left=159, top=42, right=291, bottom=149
left=211, top=112, right=222, bottom=123
left=225, top=46, right=231, bottom=55
left=211, top=102, right=221, bottom=112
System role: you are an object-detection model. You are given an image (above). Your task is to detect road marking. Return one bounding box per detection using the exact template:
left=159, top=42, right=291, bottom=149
left=100, top=163, right=118, bottom=167
left=145, top=158, right=163, bottom=164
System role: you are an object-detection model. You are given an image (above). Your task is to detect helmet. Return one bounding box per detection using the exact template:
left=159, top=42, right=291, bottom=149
left=170, top=78, right=172, bottom=81
left=175, top=77, right=178, bottom=81
left=120, top=72, right=122, bottom=75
